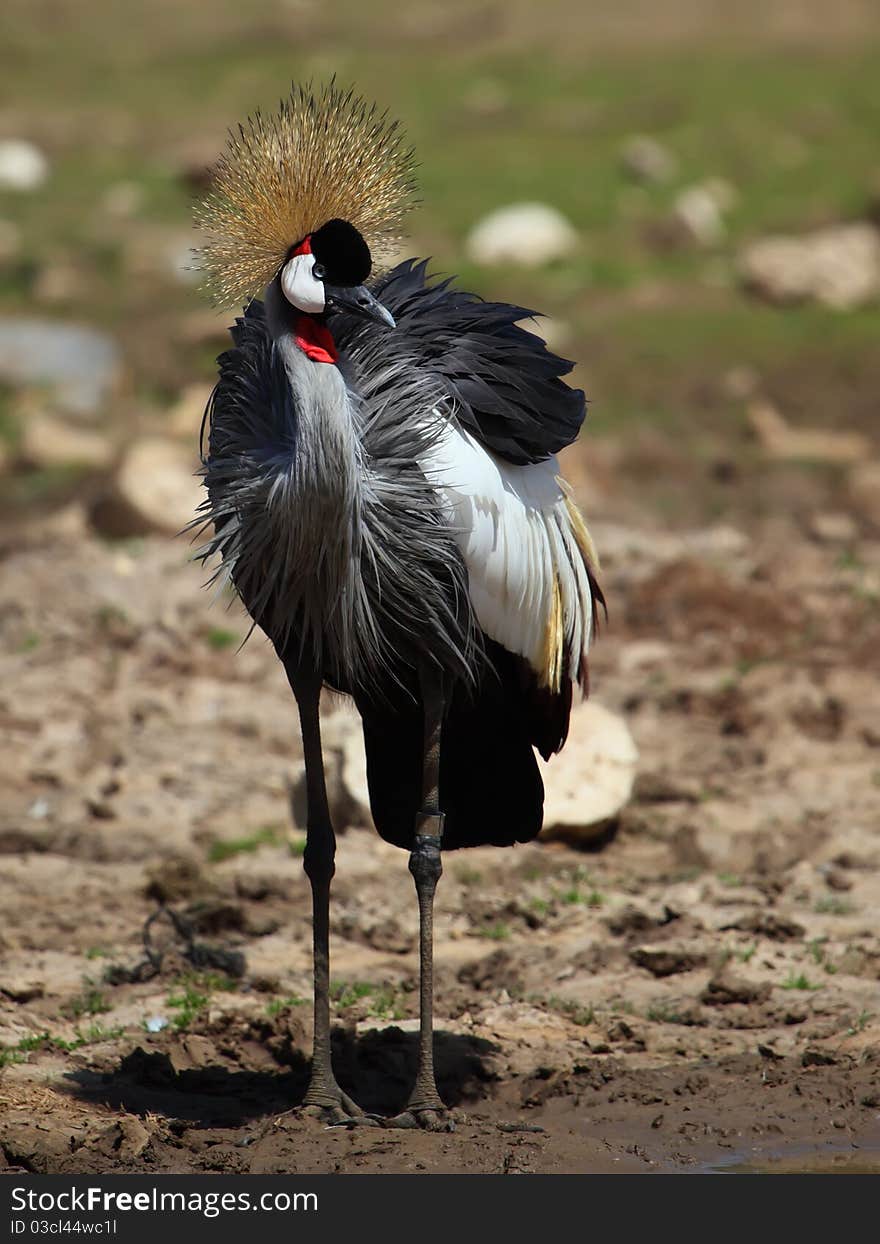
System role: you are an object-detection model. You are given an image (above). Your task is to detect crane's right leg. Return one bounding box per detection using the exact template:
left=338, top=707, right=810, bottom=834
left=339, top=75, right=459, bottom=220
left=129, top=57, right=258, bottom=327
left=290, top=666, right=375, bottom=1127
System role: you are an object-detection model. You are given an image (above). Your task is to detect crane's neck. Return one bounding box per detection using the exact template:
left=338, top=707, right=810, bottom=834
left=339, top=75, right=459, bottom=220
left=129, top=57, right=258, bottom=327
left=263, top=278, right=363, bottom=599
left=264, top=276, right=339, bottom=365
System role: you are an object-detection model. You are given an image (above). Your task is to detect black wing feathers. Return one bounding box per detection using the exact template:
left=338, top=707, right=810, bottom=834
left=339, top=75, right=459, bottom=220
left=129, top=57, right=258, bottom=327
left=335, top=259, right=586, bottom=466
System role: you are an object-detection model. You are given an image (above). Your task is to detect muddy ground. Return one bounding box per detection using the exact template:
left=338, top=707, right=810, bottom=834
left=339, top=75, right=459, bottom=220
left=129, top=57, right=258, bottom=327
left=1, top=457, right=879, bottom=1174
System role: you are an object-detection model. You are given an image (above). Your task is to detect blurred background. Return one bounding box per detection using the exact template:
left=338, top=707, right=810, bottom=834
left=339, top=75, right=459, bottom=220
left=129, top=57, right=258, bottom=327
left=2, top=1, right=880, bottom=524
left=1, top=0, right=879, bottom=1174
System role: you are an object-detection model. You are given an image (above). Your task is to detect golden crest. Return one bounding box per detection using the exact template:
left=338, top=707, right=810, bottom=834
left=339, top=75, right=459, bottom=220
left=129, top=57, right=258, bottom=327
left=195, top=81, right=417, bottom=307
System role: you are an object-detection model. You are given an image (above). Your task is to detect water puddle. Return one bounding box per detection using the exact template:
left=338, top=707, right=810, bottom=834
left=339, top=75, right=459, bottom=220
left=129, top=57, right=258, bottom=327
left=708, top=1148, right=880, bottom=1175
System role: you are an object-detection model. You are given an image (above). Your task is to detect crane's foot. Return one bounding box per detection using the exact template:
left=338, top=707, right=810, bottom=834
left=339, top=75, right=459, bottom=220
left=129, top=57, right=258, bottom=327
left=303, top=1104, right=380, bottom=1129
left=299, top=1084, right=380, bottom=1129
left=383, top=1105, right=455, bottom=1132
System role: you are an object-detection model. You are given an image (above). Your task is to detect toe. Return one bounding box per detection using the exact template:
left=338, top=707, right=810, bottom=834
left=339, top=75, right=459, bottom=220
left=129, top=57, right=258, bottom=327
left=383, top=1108, right=455, bottom=1132
left=325, top=1108, right=380, bottom=1129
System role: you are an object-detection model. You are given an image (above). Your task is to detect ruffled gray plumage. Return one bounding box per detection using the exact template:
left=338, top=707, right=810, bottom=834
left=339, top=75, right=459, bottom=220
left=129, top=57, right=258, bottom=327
left=194, top=299, right=478, bottom=696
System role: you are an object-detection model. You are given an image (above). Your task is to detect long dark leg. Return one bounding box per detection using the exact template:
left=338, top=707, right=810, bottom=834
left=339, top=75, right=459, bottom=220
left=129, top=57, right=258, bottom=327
left=289, top=666, right=374, bottom=1127
left=386, top=666, right=453, bottom=1131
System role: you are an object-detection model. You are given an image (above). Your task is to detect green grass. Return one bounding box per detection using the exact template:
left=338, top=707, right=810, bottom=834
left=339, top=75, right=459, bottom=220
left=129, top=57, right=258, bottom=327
left=365, top=986, right=406, bottom=1022
left=0, top=6, right=877, bottom=539
left=0, top=1024, right=125, bottom=1067
left=781, top=972, right=821, bottom=992
left=265, top=994, right=305, bottom=1018
left=2, top=464, right=92, bottom=512
left=208, top=825, right=281, bottom=863
left=646, top=1002, right=689, bottom=1025
left=166, top=984, right=210, bottom=1031
left=847, top=1011, right=872, bottom=1037
left=165, top=971, right=236, bottom=1030
left=95, top=604, right=129, bottom=628
left=205, top=627, right=238, bottom=651
left=326, top=980, right=406, bottom=1019
left=63, top=982, right=111, bottom=1019
left=807, top=938, right=834, bottom=969
left=479, top=921, right=512, bottom=942
left=814, top=897, right=856, bottom=916
left=0, top=7, right=877, bottom=437
left=547, top=996, right=595, bottom=1027
left=0, top=385, right=21, bottom=448
left=330, top=980, right=375, bottom=1009
left=558, top=886, right=604, bottom=908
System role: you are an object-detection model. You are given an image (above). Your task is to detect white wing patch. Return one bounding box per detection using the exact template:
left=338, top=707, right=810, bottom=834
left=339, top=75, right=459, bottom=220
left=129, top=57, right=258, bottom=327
left=420, top=416, right=599, bottom=690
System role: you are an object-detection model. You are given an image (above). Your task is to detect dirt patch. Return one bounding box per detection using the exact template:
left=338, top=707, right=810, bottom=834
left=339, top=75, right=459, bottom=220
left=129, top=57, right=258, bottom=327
left=1, top=497, right=879, bottom=1173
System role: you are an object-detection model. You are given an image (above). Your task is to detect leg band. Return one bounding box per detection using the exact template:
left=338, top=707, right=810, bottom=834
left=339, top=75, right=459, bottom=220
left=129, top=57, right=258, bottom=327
left=414, top=811, right=445, bottom=841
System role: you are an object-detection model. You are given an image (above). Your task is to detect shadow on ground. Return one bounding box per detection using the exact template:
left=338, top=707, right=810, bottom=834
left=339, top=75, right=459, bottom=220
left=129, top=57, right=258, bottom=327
left=61, top=1028, right=500, bottom=1125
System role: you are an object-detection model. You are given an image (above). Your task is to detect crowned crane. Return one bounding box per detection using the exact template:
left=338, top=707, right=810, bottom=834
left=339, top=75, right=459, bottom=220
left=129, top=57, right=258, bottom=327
left=193, top=83, right=603, bottom=1130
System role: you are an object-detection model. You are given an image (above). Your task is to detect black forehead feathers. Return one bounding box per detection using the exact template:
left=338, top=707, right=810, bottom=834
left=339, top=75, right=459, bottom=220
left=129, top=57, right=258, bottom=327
left=310, top=218, right=372, bottom=285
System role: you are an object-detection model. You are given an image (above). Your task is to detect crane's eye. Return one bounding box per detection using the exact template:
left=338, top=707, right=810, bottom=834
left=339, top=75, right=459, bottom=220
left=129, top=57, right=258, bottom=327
left=312, top=263, right=326, bottom=280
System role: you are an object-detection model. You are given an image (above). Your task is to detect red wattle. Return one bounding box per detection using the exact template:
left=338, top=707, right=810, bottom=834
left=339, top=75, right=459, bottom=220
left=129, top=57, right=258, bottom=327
left=294, top=314, right=338, bottom=365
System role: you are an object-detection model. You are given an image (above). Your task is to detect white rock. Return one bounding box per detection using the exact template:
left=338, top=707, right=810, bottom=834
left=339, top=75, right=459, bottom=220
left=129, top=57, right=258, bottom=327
left=0, top=139, right=49, bottom=191
left=809, top=511, right=858, bottom=544
left=740, top=222, right=880, bottom=310
left=102, top=180, right=144, bottom=218
left=671, top=184, right=726, bottom=247
left=592, top=521, right=746, bottom=568
left=0, top=319, right=123, bottom=419
left=32, top=263, right=87, bottom=305
left=530, top=316, right=572, bottom=353
left=684, top=525, right=749, bottom=559
left=290, top=708, right=372, bottom=833
left=124, top=227, right=202, bottom=284
left=168, top=382, right=214, bottom=441
left=20, top=412, right=113, bottom=468
left=466, top=203, right=579, bottom=268
left=848, top=461, right=880, bottom=526
left=339, top=724, right=370, bottom=824
left=701, top=177, right=738, bottom=213
left=168, top=238, right=200, bottom=285
left=295, top=699, right=638, bottom=845
left=620, top=135, right=677, bottom=184
left=720, top=365, right=760, bottom=401
left=618, top=640, right=674, bottom=675
left=538, top=700, right=638, bottom=843
left=95, top=438, right=203, bottom=537
left=748, top=400, right=871, bottom=464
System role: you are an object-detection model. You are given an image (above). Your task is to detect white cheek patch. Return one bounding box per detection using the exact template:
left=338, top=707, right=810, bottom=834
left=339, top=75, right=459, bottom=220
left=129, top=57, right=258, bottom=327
left=280, top=253, right=325, bottom=314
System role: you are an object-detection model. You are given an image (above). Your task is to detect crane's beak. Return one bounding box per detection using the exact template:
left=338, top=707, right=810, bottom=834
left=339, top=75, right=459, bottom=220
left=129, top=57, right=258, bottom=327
left=324, top=284, right=396, bottom=329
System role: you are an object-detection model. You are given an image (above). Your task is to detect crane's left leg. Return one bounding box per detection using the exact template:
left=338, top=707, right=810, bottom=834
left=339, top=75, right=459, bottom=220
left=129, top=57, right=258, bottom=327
left=385, top=668, right=453, bottom=1132
left=289, top=664, right=376, bottom=1128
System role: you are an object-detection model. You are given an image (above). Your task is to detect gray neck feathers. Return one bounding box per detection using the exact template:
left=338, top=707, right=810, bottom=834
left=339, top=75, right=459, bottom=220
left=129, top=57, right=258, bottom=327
left=198, top=297, right=478, bottom=694
left=269, top=336, right=364, bottom=666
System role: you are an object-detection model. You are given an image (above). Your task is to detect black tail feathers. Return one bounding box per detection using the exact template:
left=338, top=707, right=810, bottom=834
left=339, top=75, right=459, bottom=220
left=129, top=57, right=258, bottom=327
left=357, top=644, right=548, bottom=851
